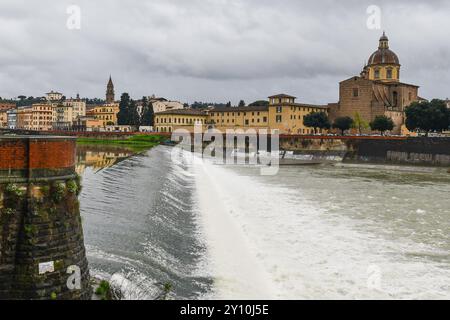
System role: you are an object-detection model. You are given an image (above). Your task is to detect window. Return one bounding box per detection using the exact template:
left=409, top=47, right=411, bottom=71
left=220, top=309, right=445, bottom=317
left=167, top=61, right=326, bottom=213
left=393, top=91, right=398, bottom=107
left=374, top=69, right=380, bottom=79
left=276, top=106, right=282, bottom=113
left=387, top=69, right=393, bottom=79
left=263, top=116, right=267, bottom=122
left=353, top=88, right=359, bottom=97
left=276, top=115, right=282, bottom=123
left=245, top=119, right=249, bottom=125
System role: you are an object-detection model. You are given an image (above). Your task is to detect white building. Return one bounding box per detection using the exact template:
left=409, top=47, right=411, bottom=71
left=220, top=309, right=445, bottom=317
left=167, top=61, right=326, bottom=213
left=148, top=95, right=184, bottom=113
left=63, top=95, right=86, bottom=120
left=46, top=91, right=63, bottom=101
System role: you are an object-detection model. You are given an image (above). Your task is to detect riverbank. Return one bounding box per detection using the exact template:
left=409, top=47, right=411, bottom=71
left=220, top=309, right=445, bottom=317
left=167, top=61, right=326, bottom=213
left=77, top=134, right=167, bottom=152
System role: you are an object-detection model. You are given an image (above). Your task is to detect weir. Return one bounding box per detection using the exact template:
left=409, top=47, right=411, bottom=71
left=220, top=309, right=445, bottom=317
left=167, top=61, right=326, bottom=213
left=0, top=136, right=90, bottom=299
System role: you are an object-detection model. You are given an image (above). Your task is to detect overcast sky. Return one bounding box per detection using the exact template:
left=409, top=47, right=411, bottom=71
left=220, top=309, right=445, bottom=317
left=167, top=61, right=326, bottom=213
left=1, top=0, right=449, bottom=105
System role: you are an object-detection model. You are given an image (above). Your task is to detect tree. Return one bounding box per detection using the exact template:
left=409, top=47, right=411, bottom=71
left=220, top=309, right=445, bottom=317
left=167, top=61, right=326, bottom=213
left=117, top=93, right=131, bottom=125
left=332, top=116, right=354, bottom=135
left=18, top=95, right=26, bottom=101
left=141, top=96, right=154, bottom=126
left=128, top=99, right=140, bottom=126
left=226, top=101, right=231, bottom=108
left=303, top=112, right=331, bottom=134
left=352, top=112, right=369, bottom=135
left=238, top=100, right=246, bottom=107
left=248, top=100, right=269, bottom=107
left=405, top=99, right=450, bottom=135
left=370, top=115, right=394, bottom=135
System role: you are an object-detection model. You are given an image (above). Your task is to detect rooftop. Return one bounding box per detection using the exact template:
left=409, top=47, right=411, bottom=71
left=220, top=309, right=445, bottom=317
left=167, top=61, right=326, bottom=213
left=211, top=105, right=268, bottom=112
left=155, top=109, right=207, bottom=116
left=268, top=94, right=297, bottom=99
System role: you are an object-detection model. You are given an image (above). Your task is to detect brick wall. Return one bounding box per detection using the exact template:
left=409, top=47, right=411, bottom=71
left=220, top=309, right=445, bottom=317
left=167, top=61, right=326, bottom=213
left=0, top=136, right=90, bottom=300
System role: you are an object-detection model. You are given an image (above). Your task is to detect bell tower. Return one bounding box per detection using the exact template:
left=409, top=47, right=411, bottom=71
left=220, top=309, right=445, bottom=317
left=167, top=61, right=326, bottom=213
left=106, top=76, right=115, bottom=104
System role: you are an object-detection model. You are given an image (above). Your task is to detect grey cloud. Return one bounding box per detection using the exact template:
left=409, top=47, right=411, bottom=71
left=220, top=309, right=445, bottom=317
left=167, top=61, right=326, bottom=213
left=0, top=0, right=449, bottom=104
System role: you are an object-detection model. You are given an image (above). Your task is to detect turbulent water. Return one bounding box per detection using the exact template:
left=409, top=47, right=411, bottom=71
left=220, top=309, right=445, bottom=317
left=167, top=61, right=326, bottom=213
left=78, top=145, right=450, bottom=300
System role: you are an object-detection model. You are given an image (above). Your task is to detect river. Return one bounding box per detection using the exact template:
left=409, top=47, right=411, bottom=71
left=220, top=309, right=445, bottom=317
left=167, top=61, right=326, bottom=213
left=76, top=144, right=450, bottom=300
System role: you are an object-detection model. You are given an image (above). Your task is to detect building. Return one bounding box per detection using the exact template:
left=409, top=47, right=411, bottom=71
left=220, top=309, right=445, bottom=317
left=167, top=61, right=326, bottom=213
left=46, top=91, right=63, bottom=102
left=154, top=94, right=328, bottom=134
left=267, top=94, right=328, bottom=134
left=31, top=103, right=53, bottom=131
left=6, top=109, right=17, bottom=129
left=16, top=106, right=33, bottom=130
left=209, top=105, right=269, bottom=131
left=63, top=94, right=86, bottom=120
left=53, top=104, right=74, bottom=130
left=0, top=110, right=7, bottom=128
left=149, top=95, right=184, bottom=113
left=330, top=32, right=420, bottom=135
left=154, top=109, right=208, bottom=133
left=72, top=116, right=104, bottom=132
left=209, top=94, right=328, bottom=134
left=86, top=103, right=119, bottom=127
left=106, top=76, right=115, bottom=104
left=0, top=101, right=16, bottom=111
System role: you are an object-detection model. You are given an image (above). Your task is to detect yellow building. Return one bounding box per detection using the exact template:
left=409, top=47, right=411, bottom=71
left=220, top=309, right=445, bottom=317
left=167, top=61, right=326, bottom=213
left=54, top=104, right=74, bottom=130
left=210, top=94, right=328, bottom=134
left=0, top=110, right=8, bottom=128
left=16, top=106, right=33, bottom=130
left=87, top=103, right=119, bottom=127
left=15, top=103, right=53, bottom=131
left=209, top=105, right=269, bottom=131
left=154, top=94, right=328, bottom=135
left=154, top=109, right=207, bottom=133
left=31, top=103, right=54, bottom=131
left=267, top=94, right=329, bottom=134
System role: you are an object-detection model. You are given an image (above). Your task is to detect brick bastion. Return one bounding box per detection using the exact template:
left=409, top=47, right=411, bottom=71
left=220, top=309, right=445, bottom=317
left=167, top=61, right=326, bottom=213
left=0, top=136, right=90, bottom=300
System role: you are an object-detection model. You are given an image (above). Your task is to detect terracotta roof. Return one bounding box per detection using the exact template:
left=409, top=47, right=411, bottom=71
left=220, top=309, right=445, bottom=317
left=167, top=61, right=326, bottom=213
left=373, top=80, right=419, bottom=88
left=268, top=94, right=297, bottom=99
left=292, top=103, right=328, bottom=109
left=368, top=48, right=400, bottom=65
left=211, top=106, right=268, bottom=113
left=155, top=109, right=207, bottom=116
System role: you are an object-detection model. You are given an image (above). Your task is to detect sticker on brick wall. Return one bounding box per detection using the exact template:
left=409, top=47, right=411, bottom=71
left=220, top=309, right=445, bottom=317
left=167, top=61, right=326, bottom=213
left=38, top=261, right=55, bottom=274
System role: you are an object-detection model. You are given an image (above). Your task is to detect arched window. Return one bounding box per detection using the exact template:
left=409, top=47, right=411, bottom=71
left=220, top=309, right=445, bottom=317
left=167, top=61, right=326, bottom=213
left=387, top=68, right=393, bottom=79
left=374, top=69, right=380, bottom=79
left=393, top=91, right=398, bottom=107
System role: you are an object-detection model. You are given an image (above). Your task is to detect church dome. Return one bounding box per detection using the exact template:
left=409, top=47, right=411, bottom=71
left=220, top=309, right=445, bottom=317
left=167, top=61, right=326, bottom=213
left=367, top=32, right=400, bottom=66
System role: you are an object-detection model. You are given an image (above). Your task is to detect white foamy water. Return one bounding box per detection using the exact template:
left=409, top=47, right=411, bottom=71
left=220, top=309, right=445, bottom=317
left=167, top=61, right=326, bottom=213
left=189, top=153, right=450, bottom=299
left=80, top=146, right=450, bottom=300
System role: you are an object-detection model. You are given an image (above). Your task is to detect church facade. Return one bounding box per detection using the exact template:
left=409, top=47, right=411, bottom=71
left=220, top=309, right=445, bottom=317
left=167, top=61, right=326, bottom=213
left=329, top=33, right=420, bottom=135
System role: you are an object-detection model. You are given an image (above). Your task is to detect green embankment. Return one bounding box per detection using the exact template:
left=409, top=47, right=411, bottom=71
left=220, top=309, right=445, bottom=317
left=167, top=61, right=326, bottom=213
left=76, top=134, right=167, bottom=151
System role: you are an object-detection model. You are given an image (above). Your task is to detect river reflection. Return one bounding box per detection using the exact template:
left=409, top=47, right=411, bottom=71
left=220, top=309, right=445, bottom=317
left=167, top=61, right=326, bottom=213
left=76, top=144, right=136, bottom=175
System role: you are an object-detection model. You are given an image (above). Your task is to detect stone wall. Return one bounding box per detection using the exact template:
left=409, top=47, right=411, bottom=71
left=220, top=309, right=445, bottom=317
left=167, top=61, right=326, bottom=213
left=278, top=136, right=450, bottom=167
left=0, top=136, right=90, bottom=300
left=344, top=137, right=450, bottom=166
